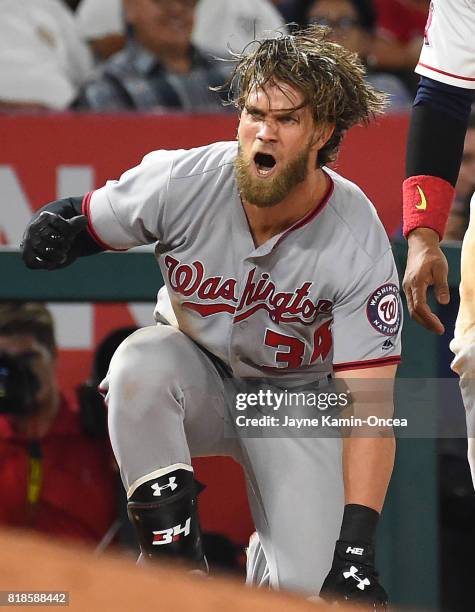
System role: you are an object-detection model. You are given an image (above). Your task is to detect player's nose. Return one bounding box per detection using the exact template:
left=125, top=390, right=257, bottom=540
left=256, top=120, right=278, bottom=143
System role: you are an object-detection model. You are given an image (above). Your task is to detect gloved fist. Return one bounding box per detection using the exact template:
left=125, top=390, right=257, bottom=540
left=320, top=540, right=388, bottom=609
left=21, top=211, right=88, bottom=270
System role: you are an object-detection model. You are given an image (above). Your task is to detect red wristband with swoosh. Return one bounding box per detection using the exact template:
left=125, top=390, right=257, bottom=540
left=402, top=175, right=455, bottom=240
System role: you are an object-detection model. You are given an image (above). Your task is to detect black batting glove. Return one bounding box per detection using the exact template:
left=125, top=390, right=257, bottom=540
left=320, top=539, right=388, bottom=609
left=320, top=504, right=388, bottom=609
left=21, top=211, right=88, bottom=270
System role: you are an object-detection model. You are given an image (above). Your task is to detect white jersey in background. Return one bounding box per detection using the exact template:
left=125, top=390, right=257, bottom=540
left=416, top=0, right=475, bottom=88
left=192, top=0, right=286, bottom=58
left=0, top=0, right=93, bottom=109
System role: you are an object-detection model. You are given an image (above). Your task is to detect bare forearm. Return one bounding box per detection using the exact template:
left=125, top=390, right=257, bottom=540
left=343, top=435, right=395, bottom=513
left=324, top=366, right=396, bottom=605
left=337, top=365, right=397, bottom=512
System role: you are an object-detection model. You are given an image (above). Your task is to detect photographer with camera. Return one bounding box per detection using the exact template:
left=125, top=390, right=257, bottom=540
left=0, top=302, right=117, bottom=545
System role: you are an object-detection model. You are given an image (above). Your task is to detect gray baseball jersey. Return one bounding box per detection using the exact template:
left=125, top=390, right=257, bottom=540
left=94, top=141, right=402, bottom=593
left=86, top=140, right=402, bottom=379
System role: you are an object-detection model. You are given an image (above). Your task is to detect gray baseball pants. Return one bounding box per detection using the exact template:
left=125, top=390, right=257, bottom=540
left=103, top=324, right=344, bottom=595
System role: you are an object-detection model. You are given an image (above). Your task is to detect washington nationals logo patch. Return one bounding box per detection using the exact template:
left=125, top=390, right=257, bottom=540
left=366, top=284, right=401, bottom=336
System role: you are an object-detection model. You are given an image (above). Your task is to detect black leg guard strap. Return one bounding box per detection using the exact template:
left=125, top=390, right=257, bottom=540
left=127, top=465, right=204, bottom=564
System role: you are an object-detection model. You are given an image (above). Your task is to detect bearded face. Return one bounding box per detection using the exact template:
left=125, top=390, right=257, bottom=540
left=234, top=138, right=314, bottom=208
left=235, top=81, right=322, bottom=208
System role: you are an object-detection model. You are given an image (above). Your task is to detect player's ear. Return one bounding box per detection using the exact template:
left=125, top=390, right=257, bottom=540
left=313, top=123, right=335, bottom=150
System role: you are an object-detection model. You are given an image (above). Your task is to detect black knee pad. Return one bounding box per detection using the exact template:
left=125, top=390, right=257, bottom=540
left=127, top=466, right=204, bottom=564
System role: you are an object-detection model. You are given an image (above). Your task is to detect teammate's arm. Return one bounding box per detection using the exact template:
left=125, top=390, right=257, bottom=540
left=21, top=196, right=104, bottom=270
left=320, top=363, right=396, bottom=607
left=403, top=78, right=475, bottom=334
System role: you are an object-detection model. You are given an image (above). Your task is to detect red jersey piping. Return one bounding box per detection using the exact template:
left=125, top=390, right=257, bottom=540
left=333, top=355, right=401, bottom=372
left=274, top=171, right=334, bottom=248
left=417, top=62, right=475, bottom=82
left=82, top=191, right=127, bottom=252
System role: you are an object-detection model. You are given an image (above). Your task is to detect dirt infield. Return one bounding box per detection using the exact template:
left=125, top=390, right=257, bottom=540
left=0, top=528, right=365, bottom=611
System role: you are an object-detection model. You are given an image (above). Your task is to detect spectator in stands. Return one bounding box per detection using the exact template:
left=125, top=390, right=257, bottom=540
left=305, top=0, right=412, bottom=112
left=75, top=0, right=285, bottom=63
left=192, top=0, right=286, bottom=60
left=272, top=0, right=309, bottom=24
left=75, top=0, right=126, bottom=61
left=444, top=112, right=475, bottom=242
left=0, top=302, right=117, bottom=545
left=371, top=0, right=429, bottom=93
left=73, top=0, right=228, bottom=112
left=0, top=0, right=93, bottom=111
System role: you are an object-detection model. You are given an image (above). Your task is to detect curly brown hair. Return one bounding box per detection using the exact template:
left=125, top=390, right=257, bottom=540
left=219, top=25, right=387, bottom=166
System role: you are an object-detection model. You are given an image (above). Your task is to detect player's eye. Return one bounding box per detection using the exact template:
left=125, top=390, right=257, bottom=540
left=248, top=111, right=263, bottom=121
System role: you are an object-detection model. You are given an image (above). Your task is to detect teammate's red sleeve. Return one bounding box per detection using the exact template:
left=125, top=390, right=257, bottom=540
left=402, top=175, right=455, bottom=239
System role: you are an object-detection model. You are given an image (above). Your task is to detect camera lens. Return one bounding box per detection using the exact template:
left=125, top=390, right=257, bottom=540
left=0, top=353, right=40, bottom=416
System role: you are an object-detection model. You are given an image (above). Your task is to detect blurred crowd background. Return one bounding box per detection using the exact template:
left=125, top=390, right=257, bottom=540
left=0, top=0, right=425, bottom=113
left=1, top=2, right=475, bottom=611
left=5, top=0, right=474, bottom=235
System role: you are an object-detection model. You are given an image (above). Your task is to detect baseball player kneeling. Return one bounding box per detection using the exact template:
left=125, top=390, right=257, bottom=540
left=21, top=25, right=401, bottom=609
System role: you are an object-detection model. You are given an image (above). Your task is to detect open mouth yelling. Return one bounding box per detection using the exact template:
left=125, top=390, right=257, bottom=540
left=254, top=152, right=277, bottom=178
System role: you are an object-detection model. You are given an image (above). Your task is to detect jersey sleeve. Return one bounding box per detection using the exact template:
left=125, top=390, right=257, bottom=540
left=416, top=0, right=475, bottom=89
left=332, top=249, right=402, bottom=372
left=85, top=150, right=176, bottom=250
